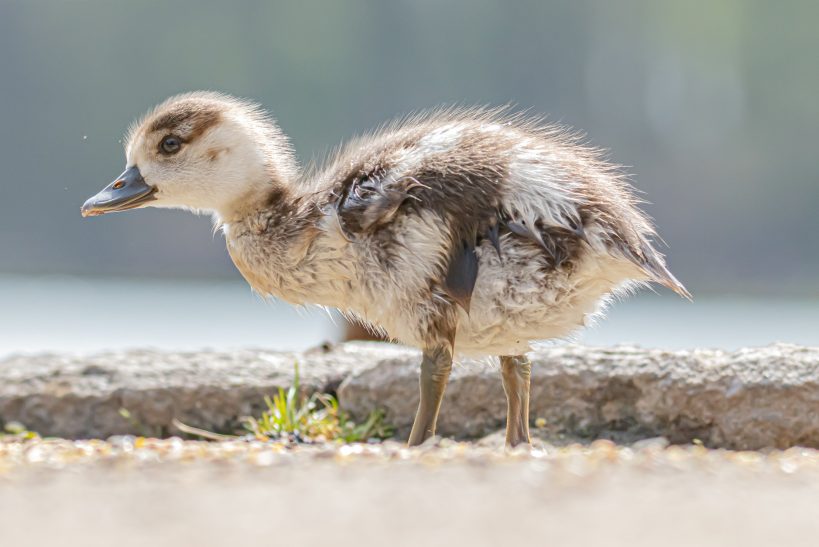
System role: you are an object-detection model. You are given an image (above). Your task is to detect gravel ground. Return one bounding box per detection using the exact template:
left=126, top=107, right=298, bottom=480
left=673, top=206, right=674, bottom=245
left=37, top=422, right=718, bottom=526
left=2, top=436, right=818, bottom=547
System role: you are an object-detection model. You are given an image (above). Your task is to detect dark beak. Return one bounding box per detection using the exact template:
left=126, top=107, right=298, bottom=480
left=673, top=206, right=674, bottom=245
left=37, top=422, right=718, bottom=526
left=81, top=165, right=157, bottom=217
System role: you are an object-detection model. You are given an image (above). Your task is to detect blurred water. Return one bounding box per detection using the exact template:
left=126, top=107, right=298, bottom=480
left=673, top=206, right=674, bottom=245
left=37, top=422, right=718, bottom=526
left=0, top=276, right=340, bottom=357
left=0, top=275, right=816, bottom=357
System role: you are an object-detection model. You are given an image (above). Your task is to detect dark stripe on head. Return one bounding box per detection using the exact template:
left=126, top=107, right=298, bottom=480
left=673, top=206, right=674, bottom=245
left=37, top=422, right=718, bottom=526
left=148, top=103, right=222, bottom=141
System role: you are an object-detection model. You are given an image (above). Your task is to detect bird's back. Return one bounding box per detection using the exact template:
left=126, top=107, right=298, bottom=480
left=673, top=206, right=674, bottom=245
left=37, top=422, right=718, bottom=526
left=299, top=108, right=686, bottom=353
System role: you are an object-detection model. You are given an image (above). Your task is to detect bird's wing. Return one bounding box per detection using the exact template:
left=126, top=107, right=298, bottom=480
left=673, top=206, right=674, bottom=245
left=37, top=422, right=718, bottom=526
left=329, top=163, right=591, bottom=312
left=332, top=167, right=429, bottom=235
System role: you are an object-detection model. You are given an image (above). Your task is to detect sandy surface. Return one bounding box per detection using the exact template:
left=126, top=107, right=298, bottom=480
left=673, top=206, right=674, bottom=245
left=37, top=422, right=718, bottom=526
left=1, top=436, right=818, bottom=547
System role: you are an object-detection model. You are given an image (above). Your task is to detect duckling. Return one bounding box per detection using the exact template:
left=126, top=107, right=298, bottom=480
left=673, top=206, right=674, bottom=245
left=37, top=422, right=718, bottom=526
left=82, top=92, right=689, bottom=446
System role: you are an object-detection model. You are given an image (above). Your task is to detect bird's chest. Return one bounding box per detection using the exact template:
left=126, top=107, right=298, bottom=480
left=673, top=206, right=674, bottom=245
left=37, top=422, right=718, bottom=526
left=224, top=215, right=448, bottom=347
left=225, top=226, right=349, bottom=307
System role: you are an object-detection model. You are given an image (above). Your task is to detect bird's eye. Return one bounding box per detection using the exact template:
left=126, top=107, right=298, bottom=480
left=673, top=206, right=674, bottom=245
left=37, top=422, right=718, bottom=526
left=159, top=135, right=182, bottom=155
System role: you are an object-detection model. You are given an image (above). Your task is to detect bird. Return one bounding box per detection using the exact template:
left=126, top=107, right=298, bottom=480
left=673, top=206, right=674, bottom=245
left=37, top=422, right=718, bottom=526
left=82, top=91, right=689, bottom=447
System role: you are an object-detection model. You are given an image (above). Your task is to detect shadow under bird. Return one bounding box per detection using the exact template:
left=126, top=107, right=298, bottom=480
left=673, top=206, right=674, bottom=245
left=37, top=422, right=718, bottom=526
left=82, top=92, right=689, bottom=446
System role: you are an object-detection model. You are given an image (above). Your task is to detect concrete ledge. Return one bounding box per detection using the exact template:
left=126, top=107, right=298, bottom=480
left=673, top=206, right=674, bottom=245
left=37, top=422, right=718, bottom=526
left=1, top=343, right=817, bottom=449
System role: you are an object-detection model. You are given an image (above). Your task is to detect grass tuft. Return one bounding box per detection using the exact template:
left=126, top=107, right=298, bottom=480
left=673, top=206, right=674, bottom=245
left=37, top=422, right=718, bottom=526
left=242, top=363, right=394, bottom=443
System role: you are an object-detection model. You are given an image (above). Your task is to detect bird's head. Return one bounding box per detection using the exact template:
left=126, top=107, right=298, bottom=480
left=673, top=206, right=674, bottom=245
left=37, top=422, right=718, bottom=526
left=81, top=91, right=298, bottom=221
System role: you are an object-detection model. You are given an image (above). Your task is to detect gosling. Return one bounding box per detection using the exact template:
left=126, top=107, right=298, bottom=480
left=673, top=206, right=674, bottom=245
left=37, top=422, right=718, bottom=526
left=82, top=92, right=689, bottom=446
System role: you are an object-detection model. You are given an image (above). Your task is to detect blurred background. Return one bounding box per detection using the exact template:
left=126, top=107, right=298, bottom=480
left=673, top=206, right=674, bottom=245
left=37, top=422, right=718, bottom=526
left=1, top=0, right=817, bottom=356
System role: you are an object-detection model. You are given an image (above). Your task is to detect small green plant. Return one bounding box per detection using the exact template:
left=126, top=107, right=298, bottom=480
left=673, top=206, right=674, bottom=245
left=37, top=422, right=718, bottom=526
left=242, top=363, right=394, bottom=443
left=1, top=421, right=38, bottom=440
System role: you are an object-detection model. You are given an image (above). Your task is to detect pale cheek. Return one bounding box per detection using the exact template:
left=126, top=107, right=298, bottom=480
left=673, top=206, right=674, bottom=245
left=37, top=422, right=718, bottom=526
left=141, top=164, right=180, bottom=198
left=136, top=161, right=158, bottom=183
left=148, top=163, right=215, bottom=206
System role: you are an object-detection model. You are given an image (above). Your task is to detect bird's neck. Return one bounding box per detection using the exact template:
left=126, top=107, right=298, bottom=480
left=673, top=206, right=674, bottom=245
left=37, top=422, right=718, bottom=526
left=220, top=182, right=346, bottom=305
left=212, top=130, right=301, bottom=224
left=215, top=182, right=290, bottom=225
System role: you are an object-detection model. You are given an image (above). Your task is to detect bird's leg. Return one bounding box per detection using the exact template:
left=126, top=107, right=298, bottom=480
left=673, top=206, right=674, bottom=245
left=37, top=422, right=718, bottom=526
left=408, top=344, right=454, bottom=446
left=500, top=354, right=532, bottom=446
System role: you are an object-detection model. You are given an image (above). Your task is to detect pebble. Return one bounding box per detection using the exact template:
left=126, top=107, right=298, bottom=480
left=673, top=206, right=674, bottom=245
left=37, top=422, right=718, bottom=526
left=1, top=436, right=818, bottom=477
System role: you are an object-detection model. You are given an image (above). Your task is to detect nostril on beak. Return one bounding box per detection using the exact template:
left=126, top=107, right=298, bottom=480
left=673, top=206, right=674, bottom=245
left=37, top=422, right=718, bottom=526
left=112, top=180, right=125, bottom=190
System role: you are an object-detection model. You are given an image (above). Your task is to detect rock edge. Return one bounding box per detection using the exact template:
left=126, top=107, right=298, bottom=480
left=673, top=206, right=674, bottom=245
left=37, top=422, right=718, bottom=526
left=1, top=343, right=817, bottom=449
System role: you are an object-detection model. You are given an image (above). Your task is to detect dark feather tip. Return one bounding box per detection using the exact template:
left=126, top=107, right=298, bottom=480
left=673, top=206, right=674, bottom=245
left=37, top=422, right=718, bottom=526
left=487, top=222, right=501, bottom=258
left=443, top=238, right=479, bottom=313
